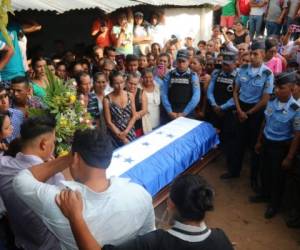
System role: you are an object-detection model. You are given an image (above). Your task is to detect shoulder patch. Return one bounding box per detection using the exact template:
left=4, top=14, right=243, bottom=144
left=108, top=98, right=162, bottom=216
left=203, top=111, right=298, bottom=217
left=290, top=102, right=300, bottom=111
left=270, top=94, right=276, bottom=101
left=212, top=69, right=221, bottom=76
left=262, top=69, right=272, bottom=76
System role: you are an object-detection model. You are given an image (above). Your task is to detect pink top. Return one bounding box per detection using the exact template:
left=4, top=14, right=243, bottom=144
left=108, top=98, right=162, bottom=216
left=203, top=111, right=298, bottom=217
left=265, top=57, right=282, bottom=75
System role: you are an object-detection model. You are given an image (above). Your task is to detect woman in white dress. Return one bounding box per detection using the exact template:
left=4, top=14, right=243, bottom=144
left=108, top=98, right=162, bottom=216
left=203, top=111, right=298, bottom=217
left=142, top=69, right=161, bottom=129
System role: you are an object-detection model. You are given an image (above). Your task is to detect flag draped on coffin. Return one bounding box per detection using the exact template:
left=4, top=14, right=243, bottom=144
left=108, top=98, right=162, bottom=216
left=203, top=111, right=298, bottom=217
left=107, top=117, right=219, bottom=196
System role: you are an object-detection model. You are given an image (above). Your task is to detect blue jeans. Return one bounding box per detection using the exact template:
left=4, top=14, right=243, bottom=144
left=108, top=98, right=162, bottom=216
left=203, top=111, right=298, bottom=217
left=266, top=21, right=282, bottom=36
left=282, top=16, right=293, bottom=35
left=249, top=15, right=263, bottom=39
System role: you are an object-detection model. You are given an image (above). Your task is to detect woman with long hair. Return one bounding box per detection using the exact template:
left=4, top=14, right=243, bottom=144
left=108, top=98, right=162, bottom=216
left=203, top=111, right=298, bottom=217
left=103, top=71, right=136, bottom=147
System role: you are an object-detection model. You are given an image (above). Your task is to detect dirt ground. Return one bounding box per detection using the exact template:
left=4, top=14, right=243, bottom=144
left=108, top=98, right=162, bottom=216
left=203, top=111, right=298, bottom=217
left=155, top=154, right=300, bottom=250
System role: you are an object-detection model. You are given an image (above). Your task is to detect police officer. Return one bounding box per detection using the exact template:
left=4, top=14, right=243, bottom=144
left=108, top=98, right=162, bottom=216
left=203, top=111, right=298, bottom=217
left=207, top=52, right=237, bottom=177
left=253, top=72, right=300, bottom=219
left=161, top=49, right=200, bottom=120
left=230, top=39, right=274, bottom=183
left=285, top=79, right=300, bottom=227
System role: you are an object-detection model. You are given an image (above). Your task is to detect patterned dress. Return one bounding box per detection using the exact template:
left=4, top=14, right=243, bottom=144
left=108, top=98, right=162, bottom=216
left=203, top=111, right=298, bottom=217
left=106, top=92, right=136, bottom=147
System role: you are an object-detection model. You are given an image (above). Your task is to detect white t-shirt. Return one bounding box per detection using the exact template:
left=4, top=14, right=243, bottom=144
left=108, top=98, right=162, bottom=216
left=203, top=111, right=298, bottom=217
left=250, top=0, right=266, bottom=16
left=13, top=170, right=155, bottom=250
left=18, top=35, right=29, bottom=71
left=149, top=24, right=167, bottom=48
left=145, top=84, right=161, bottom=129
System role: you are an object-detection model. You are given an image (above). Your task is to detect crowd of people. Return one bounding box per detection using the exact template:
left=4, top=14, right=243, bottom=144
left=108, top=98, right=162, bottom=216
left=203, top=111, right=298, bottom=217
left=0, top=2, right=299, bottom=249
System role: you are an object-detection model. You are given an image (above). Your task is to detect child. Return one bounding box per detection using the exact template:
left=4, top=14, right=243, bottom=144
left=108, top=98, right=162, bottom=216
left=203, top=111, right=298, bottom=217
left=126, top=54, right=140, bottom=77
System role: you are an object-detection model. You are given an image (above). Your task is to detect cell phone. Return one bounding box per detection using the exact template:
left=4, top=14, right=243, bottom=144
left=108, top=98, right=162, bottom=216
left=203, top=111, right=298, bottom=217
left=157, top=64, right=165, bottom=76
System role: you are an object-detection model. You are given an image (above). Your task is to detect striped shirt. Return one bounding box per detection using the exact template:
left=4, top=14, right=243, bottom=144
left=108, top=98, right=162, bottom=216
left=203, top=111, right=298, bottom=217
left=87, top=92, right=101, bottom=119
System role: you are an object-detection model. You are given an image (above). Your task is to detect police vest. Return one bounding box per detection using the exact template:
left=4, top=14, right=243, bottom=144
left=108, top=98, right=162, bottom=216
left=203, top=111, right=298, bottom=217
left=213, top=70, right=236, bottom=106
left=168, top=70, right=193, bottom=110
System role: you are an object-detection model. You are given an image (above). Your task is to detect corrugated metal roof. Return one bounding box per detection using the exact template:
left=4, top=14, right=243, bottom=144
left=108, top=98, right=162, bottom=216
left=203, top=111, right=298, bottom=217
left=11, top=0, right=140, bottom=13
left=133, top=0, right=228, bottom=6
left=11, top=0, right=228, bottom=13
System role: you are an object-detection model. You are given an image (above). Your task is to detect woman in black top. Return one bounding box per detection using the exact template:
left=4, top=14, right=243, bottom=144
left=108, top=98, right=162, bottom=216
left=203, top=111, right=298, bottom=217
left=56, top=174, right=234, bottom=250
left=233, top=21, right=250, bottom=45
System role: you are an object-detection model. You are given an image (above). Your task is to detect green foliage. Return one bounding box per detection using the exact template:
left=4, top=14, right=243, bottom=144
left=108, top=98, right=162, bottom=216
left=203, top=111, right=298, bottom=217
left=29, top=67, right=92, bottom=156
left=0, top=0, right=14, bottom=46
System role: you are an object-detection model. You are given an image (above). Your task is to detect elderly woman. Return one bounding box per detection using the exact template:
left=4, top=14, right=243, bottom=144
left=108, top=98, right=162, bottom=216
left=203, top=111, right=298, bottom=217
left=126, top=73, right=148, bottom=137
left=142, top=69, right=161, bottom=129
left=103, top=71, right=136, bottom=147
left=56, top=174, right=234, bottom=250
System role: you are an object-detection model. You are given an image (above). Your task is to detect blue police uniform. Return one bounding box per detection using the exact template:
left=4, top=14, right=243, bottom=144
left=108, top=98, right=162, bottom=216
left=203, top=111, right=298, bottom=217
left=207, top=68, right=238, bottom=175
left=235, top=64, right=274, bottom=104
left=207, top=69, right=237, bottom=111
left=264, top=97, right=300, bottom=141
left=161, top=68, right=200, bottom=116
left=261, top=96, right=300, bottom=217
left=229, top=63, right=274, bottom=182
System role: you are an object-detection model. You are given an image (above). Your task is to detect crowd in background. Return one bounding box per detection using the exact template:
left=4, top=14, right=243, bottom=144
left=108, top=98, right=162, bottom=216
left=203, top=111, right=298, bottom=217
left=0, top=1, right=300, bottom=249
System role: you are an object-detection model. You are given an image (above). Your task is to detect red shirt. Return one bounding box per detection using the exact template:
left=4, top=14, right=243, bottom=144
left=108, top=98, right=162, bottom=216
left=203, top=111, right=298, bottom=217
left=91, top=19, right=112, bottom=48
left=238, top=0, right=250, bottom=16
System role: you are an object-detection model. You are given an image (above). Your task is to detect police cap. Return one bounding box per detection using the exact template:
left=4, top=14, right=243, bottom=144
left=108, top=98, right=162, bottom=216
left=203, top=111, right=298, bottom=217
left=275, top=71, right=297, bottom=86
left=222, top=51, right=237, bottom=65
left=250, top=39, right=265, bottom=51
left=176, top=49, right=189, bottom=61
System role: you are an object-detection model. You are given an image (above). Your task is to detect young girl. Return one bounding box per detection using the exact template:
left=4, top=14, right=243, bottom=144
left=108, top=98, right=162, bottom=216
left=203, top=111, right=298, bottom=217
left=0, top=112, right=13, bottom=155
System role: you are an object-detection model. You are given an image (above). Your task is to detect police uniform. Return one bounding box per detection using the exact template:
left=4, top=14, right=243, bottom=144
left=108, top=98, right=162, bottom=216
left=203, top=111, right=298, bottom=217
left=207, top=52, right=237, bottom=128
left=260, top=73, right=300, bottom=218
left=161, top=50, right=200, bottom=118
left=231, top=40, right=274, bottom=182
left=207, top=52, right=237, bottom=173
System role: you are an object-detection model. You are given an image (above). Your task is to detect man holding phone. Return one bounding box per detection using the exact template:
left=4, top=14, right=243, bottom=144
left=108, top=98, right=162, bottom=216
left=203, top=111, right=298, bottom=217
left=161, top=49, right=200, bottom=120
